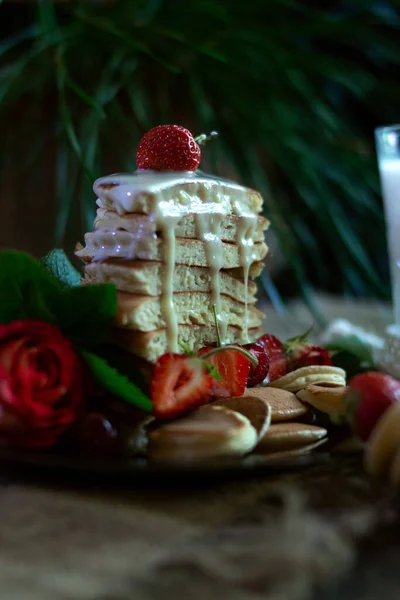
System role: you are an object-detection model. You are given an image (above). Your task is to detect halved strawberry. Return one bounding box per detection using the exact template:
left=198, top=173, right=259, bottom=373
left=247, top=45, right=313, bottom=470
left=256, top=333, right=288, bottom=382
left=244, top=341, right=270, bottom=387
left=197, top=346, right=251, bottom=398
left=150, top=353, right=213, bottom=419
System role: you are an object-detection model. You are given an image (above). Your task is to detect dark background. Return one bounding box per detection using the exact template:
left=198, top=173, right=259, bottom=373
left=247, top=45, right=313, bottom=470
left=0, top=0, right=399, bottom=305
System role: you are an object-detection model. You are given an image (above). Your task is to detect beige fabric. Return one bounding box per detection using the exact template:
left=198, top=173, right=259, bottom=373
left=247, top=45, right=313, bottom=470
left=83, top=261, right=261, bottom=298
left=115, top=291, right=263, bottom=332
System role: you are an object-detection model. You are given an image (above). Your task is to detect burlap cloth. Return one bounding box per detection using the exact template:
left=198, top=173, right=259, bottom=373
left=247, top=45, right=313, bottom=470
left=0, top=296, right=398, bottom=600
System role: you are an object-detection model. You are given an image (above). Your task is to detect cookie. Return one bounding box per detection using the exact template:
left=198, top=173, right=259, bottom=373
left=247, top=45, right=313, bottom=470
left=268, top=366, right=346, bottom=393
left=147, top=404, right=258, bottom=463
left=256, top=422, right=328, bottom=453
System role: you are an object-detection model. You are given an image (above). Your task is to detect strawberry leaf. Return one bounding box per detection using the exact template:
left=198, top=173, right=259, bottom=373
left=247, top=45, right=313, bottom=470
left=284, top=325, right=313, bottom=353
left=80, top=350, right=152, bottom=411
left=41, top=249, right=81, bottom=287
left=202, top=360, right=222, bottom=380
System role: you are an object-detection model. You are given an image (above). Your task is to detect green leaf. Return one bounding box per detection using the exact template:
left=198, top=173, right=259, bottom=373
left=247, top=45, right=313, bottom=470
left=54, top=283, right=117, bottom=344
left=80, top=350, right=152, bottom=412
left=325, top=334, right=375, bottom=366
left=41, top=249, right=81, bottom=287
left=0, top=250, right=61, bottom=324
left=0, top=250, right=116, bottom=345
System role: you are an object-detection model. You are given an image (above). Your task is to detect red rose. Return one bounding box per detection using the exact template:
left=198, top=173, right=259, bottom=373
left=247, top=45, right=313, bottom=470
left=0, top=320, right=83, bottom=448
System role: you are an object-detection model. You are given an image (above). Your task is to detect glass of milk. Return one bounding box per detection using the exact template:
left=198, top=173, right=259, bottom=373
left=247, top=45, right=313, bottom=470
left=375, top=125, right=400, bottom=324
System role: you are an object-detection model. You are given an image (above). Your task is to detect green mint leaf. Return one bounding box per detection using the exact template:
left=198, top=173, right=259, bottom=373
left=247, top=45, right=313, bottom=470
left=0, top=250, right=61, bottom=324
left=80, top=350, right=152, bottom=412
left=56, top=283, right=117, bottom=345
left=41, top=249, right=81, bottom=287
left=0, top=250, right=117, bottom=346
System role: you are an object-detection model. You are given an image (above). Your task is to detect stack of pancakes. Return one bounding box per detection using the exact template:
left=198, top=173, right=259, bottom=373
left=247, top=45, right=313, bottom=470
left=76, top=171, right=269, bottom=363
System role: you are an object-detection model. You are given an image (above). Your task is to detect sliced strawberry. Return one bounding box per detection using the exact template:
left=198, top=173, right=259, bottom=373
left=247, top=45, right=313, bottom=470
left=150, top=353, right=212, bottom=419
left=244, top=341, right=270, bottom=387
left=256, top=333, right=288, bottom=382
left=197, top=346, right=251, bottom=398
left=289, top=344, right=332, bottom=371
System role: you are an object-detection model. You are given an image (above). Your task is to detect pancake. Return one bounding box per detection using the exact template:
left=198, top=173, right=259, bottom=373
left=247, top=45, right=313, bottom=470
left=82, top=261, right=262, bottom=299
left=94, top=171, right=264, bottom=215
left=233, top=387, right=308, bottom=422
left=212, top=396, right=272, bottom=439
left=256, top=422, right=328, bottom=453
left=113, top=324, right=263, bottom=363
left=75, top=233, right=268, bottom=267
left=94, top=209, right=269, bottom=243
left=268, top=366, right=346, bottom=393
left=115, top=291, right=264, bottom=332
left=147, top=405, right=258, bottom=463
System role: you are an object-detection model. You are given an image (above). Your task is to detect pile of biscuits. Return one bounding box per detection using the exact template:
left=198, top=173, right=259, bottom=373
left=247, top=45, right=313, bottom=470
left=147, top=365, right=349, bottom=463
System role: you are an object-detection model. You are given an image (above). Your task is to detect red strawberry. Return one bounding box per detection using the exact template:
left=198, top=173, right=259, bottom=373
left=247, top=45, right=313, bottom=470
left=244, top=341, right=270, bottom=387
left=136, top=125, right=201, bottom=171
left=197, top=346, right=251, bottom=398
left=289, top=344, right=332, bottom=371
left=345, top=371, right=400, bottom=441
left=256, top=333, right=288, bottom=382
left=150, top=353, right=212, bottom=419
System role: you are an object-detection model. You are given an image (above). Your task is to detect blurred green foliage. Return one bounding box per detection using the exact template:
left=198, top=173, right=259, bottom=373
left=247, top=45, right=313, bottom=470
left=0, top=0, right=399, bottom=312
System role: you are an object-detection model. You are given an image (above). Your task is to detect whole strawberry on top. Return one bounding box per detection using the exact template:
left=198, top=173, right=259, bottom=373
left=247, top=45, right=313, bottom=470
left=136, top=125, right=201, bottom=171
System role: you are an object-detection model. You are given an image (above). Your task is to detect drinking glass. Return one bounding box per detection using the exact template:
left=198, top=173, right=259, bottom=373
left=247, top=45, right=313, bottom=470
left=375, top=125, right=400, bottom=324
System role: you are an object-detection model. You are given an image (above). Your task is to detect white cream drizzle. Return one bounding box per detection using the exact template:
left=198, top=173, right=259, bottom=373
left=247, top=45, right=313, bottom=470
left=85, top=169, right=263, bottom=352
left=235, top=215, right=258, bottom=342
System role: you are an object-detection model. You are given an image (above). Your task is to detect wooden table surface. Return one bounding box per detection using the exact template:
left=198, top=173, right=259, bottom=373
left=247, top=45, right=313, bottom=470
left=1, top=296, right=398, bottom=600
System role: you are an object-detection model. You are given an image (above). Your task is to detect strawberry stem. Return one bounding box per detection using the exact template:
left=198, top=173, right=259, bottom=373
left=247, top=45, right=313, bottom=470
left=201, top=345, right=259, bottom=366
left=194, top=131, right=218, bottom=145
left=212, top=304, right=222, bottom=347
left=284, top=325, right=313, bottom=353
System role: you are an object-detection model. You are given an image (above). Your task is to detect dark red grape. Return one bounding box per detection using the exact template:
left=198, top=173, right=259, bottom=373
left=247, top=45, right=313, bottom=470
left=79, top=412, right=119, bottom=455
